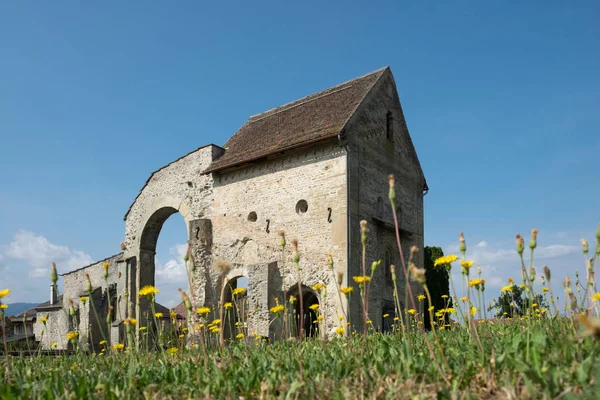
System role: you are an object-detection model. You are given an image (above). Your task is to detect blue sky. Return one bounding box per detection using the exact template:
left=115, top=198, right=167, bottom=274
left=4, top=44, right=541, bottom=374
left=1, top=1, right=598, bottom=311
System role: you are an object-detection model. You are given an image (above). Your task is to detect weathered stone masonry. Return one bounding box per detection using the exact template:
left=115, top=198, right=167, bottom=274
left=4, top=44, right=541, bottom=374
left=33, top=66, right=428, bottom=348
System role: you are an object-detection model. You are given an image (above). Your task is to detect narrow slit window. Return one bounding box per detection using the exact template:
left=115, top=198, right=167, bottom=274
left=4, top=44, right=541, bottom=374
left=386, top=111, right=394, bottom=142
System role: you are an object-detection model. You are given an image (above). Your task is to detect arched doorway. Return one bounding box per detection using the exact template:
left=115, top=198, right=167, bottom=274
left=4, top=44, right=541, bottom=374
left=286, top=284, right=320, bottom=338
left=138, top=207, right=189, bottom=334
left=221, top=276, right=249, bottom=341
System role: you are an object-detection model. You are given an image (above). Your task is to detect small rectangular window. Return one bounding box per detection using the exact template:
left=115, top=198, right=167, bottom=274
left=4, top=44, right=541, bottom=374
left=386, top=112, right=394, bottom=142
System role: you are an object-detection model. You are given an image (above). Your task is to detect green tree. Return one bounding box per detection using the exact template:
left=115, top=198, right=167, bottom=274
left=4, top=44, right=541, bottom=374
left=423, top=246, right=452, bottom=330
left=487, top=284, right=548, bottom=318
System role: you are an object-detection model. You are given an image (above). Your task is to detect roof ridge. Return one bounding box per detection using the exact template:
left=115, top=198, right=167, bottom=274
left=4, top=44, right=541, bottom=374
left=248, top=66, right=388, bottom=122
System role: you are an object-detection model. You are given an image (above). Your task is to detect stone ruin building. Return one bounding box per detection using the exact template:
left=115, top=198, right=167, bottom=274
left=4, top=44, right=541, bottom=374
left=33, top=66, right=428, bottom=349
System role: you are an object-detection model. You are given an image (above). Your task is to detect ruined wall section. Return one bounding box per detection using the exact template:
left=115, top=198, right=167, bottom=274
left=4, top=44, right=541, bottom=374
left=210, top=141, right=348, bottom=336
left=345, top=69, right=426, bottom=332
left=122, top=145, right=222, bottom=256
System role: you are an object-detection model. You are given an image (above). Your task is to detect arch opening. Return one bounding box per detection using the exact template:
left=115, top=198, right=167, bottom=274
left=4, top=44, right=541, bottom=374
left=286, top=284, right=320, bottom=338
left=222, top=276, right=249, bottom=341
left=138, top=207, right=189, bottom=330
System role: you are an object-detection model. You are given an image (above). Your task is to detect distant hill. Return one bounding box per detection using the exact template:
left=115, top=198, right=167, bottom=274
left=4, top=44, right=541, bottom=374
left=3, top=303, right=39, bottom=317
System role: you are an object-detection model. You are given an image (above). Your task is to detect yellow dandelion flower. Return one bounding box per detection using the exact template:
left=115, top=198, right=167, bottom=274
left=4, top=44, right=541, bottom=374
left=289, top=295, right=297, bottom=303
left=196, top=307, right=210, bottom=315
left=195, top=324, right=204, bottom=330
left=593, top=293, right=600, bottom=301
left=0, top=304, right=7, bottom=310
left=335, top=326, right=345, bottom=335
left=51, top=342, right=58, bottom=348
left=460, top=260, right=474, bottom=269
left=501, top=285, right=512, bottom=292
left=441, top=295, right=448, bottom=299
left=269, top=304, right=284, bottom=313
left=340, top=287, right=353, bottom=295
left=417, top=295, right=426, bottom=301
left=338, top=315, right=344, bottom=321
left=99, top=340, right=107, bottom=345
left=407, top=309, right=416, bottom=315
left=433, top=255, right=458, bottom=267
left=66, top=331, right=79, bottom=341
left=224, top=302, right=233, bottom=309
left=393, top=317, right=399, bottom=321
left=138, top=285, right=159, bottom=297
left=170, top=310, right=177, bottom=319
left=155, top=312, right=163, bottom=318
left=352, top=276, right=370, bottom=284
left=167, top=347, right=178, bottom=354
left=40, top=316, right=47, bottom=323
left=508, top=278, right=515, bottom=285
left=232, top=288, right=246, bottom=296
left=317, top=315, right=323, bottom=321
left=0, top=289, right=10, bottom=299
left=309, top=304, right=319, bottom=311
left=112, top=343, right=124, bottom=350
left=428, top=306, right=434, bottom=311
left=383, top=313, right=390, bottom=318
left=139, top=326, right=147, bottom=331
left=460, top=297, right=468, bottom=302
left=542, top=287, right=549, bottom=293
left=470, top=306, right=477, bottom=316
left=179, top=334, right=184, bottom=338
left=312, top=283, right=325, bottom=291
left=236, top=333, right=244, bottom=339
left=211, top=319, right=221, bottom=325
left=79, top=296, right=88, bottom=304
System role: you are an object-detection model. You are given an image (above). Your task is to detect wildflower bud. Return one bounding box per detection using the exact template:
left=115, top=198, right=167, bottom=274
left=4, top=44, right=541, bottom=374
left=84, top=273, right=92, bottom=293
left=291, top=239, right=300, bottom=264
left=390, top=264, right=397, bottom=282
left=529, top=229, right=538, bottom=250
left=279, top=231, right=286, bottom=249
left=179, top=289, right=192, bottom=312
left=328, top=254, right=334, bottom=269
left=107, top=307, right=113, bottom=325
left=360, top=220, right=368, bottom=247
left=50, top=262, right=58, bottom=286
left=388, top=174, right=396, bottom=203
left=529, top=267, right=536, bottom=282
left=120, top=242, right=127, bottom=251
left=543, top=265, right=551, bottom=281
left=459, top=232, right=466, bottom=255
left=580, top=239, right=589, bottom=256
left=336, top=270, right=344, bottom=286
left=563, top=276, right=571, bottom=288
left=596, top=222, right=600, bottom=243
left=409, top=264, right=426, bottom=284
left=68, top=298, right=75, bottom=317
left=410, top=245, right=419, bottom=259
left=103, top=262, right=109, bottom=280
left=118, top=271, right=122, bottom=279
left=477, top=265, right=482, bottom=277
left=516, top=234, right=524, bottom=255
left=371, top=260, right=381, bottom=277
left=183, top=244, right=190, bottom=262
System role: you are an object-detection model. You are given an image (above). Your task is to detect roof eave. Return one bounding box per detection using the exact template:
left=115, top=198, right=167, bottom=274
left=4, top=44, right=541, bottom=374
left=202, top=132, right=342, bottom=175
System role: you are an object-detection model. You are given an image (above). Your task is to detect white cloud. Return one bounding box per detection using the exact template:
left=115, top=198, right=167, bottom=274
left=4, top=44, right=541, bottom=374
left=476, top=241, right=488, bottom=248
left=29, top=268, right=48, bottom=278
left=155, top=243, right=188, bottom=283
left=5, top=230, right=94, bottom=273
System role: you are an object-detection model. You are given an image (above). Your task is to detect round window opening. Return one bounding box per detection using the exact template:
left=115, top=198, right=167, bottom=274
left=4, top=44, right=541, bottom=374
left=295, top=200, right=308, bottom=215
left=247, top=211, right=258, bottom=222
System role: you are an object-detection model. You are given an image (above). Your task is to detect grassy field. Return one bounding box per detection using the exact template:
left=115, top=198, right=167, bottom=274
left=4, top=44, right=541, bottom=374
left=1, top=178, right=599, bottom=399
left=1, top=318, right=599, bottom=399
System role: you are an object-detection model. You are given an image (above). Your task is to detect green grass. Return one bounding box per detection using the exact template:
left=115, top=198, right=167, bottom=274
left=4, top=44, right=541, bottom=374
left=2, top=318, right=599, bottom=399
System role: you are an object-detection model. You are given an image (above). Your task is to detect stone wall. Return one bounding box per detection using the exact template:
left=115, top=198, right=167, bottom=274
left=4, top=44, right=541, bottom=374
left=345, top=68, right=426, bottom=332
left=122, top=144, right=222, bottom=325
left=207, top=141, right=348, bottom=337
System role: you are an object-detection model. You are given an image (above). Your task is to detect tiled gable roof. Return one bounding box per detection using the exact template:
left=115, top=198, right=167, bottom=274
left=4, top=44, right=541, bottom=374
left=204, top=67, right=387, bottom=173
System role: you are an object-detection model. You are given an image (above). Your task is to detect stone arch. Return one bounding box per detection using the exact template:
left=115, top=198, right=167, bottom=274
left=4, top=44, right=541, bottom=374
left=286, top=284, right=320, bottom=338
left=137, top=203, right=190, bottom=327
left=221, top=272, right=249, bottom=341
